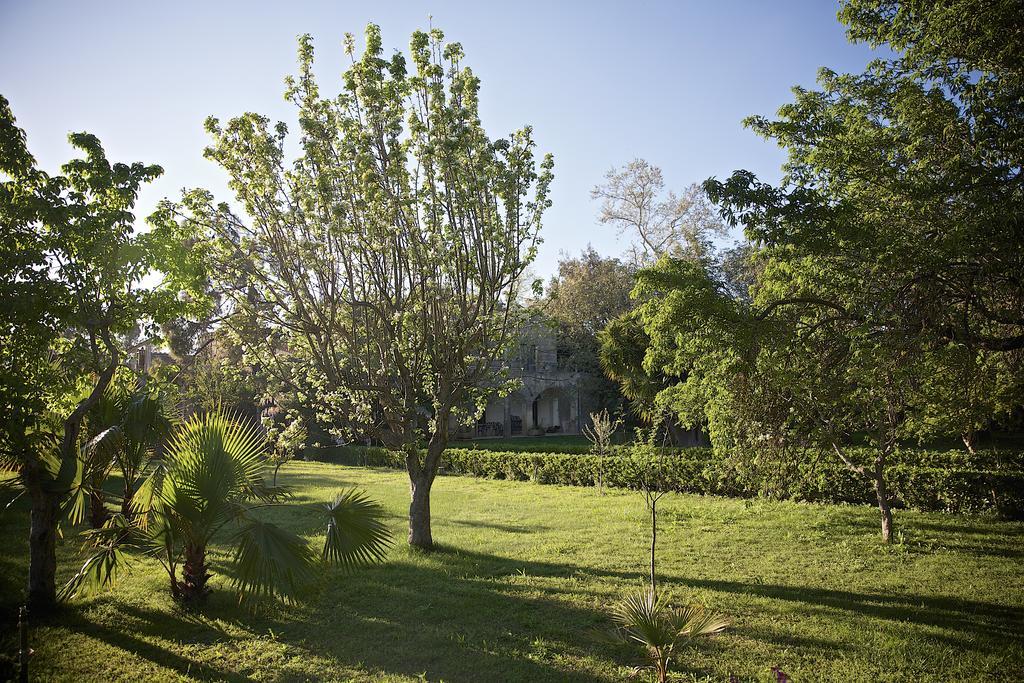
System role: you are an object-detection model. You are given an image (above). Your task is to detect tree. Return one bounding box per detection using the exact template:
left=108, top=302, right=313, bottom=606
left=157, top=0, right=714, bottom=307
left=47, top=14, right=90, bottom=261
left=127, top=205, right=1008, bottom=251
left=545, top=247, right=635, bottom=338
left=707, top=1, right=1023, bottom=355
left=0, top=95, right=203, bottom=610
left=599, top=303, right=715, bottom=448
left=264, top=410, right=308, bottom=487
left=582, top=408, right=621, bottom=494
left=62, top=410, right=391, bottom=605
left=623, top=253, right=960, bottom=543
left=155, top=25, right=553, bottom=550
left=630, top=1, right=1024, bottom=544
left=543, top=247, right=635, bottom=413
left=592, top=159, right=725, bottom=267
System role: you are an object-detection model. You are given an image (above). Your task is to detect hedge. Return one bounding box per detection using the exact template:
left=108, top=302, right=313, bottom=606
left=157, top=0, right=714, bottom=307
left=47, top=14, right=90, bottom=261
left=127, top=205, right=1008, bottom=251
left=307, top=445, right=1024, bottom=516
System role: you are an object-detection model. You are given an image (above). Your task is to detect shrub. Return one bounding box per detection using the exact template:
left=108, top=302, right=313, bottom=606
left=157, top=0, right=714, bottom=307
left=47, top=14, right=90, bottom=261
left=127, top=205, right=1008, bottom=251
left=309, top=444, right=1024, bottom=516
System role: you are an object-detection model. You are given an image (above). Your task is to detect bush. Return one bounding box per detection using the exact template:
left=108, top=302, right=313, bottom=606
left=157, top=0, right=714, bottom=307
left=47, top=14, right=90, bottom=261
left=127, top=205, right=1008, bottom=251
left=308, top=444, right=1024, bottom=516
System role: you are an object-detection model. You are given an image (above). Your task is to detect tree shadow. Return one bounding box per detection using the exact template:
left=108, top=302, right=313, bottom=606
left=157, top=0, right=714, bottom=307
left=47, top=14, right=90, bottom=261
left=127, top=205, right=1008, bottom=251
left=673, top=577, right=1022, bottom=643
left=43, top=547, right=618, bottom=682
left=447, top=519, right=550, bottom=534
left=60, top=603, right=257, bottom=682
left=428, top=552, right=1023, bottom=645
left=281, top=545, right=617, bottom=681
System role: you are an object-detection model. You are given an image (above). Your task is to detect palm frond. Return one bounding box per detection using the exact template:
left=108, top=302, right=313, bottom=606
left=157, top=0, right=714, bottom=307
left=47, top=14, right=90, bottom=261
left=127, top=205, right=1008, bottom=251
left=59, top=456, right=88, bottom=525
left=321, top=488, right=393, bottom=570
left=228, top=516, right=317, bottom=601
left=669, top=605, right=731, bottom=637
left=130, top=458, right=169, bottom=529
left=161, top=410, right=269, bottom=541
left=610, top=588, right=675, bottom=649
left=58, top=545, right=130, bottom=601
left=609, top=588, right=729, bottom=650
left=58, top=516, right=138, bottom=601
left=84, top=425, right=124, bottom=471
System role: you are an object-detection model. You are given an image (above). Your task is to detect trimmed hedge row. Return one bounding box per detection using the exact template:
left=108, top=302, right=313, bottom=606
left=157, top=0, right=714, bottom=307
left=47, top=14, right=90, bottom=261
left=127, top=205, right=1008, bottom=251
left=309, top=445, right=1024, bottom=516
left=448, top=440, right=612, bottom=455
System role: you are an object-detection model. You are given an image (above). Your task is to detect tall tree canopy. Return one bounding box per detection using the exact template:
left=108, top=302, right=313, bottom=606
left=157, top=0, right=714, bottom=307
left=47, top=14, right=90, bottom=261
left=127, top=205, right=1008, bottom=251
left=158, top=25, right=553, bottom=549
left=609, top=0, right=1023, bottom=543
left=707, top=0, right=1024, bottom=356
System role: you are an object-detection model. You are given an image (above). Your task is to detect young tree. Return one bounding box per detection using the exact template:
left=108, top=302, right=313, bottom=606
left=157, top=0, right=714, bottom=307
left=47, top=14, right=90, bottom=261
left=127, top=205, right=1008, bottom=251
left=156, top=25, right=553, bottom=549
left=591, top=159, right=725, bottom=267
left=0, top=95, right=203, bottom=609
left=582, top=408, right=621, bottom=494
left=264, top=410, right=308, bottom=487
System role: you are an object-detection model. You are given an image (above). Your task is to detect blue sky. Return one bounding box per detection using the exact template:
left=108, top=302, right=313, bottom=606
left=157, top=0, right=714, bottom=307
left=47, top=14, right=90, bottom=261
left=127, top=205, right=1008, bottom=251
left=0, top=0, right=880, bottom=278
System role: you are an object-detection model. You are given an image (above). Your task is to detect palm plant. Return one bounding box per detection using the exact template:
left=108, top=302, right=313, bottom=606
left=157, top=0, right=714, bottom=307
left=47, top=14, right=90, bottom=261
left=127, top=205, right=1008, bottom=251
left=62, top=409, right=392, bottom=605
left=607, top=588, right=729, bottom=683
left=80, top=376, right=174, bottom=527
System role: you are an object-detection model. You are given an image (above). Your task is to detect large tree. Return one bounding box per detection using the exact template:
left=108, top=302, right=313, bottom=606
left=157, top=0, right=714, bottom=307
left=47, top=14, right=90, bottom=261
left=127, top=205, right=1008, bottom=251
left=543, top=247, right=635, bottom=413
left=158, top=26, right=553, bottom=550
left=707, top=0, right=1023, bottom=356
left=653, top=0, right=1024, bottom=542
left=0, top=95, right=201, bottom=609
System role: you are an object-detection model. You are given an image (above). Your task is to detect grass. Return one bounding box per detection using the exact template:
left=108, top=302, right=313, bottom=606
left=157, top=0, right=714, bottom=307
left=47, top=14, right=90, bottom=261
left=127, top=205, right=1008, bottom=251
left=1, top=461, right=1022, bottom=681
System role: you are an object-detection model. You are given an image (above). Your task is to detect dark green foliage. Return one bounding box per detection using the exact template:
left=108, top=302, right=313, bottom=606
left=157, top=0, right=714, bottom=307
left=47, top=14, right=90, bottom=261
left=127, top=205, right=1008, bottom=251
left=316, top=446, right=1024, bottom=516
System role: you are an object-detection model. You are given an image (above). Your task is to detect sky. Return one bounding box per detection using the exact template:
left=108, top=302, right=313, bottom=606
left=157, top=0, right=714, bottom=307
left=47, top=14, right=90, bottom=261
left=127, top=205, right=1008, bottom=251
left=0, top=0, right=881, bottom=280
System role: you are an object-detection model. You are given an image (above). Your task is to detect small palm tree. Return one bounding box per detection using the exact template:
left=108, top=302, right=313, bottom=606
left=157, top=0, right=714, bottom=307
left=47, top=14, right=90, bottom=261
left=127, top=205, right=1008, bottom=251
left=608, top=588, right=729, bottom=683
left=81, top=377, right=174, bottom=527
left=62, top=409, right=392, bottom=605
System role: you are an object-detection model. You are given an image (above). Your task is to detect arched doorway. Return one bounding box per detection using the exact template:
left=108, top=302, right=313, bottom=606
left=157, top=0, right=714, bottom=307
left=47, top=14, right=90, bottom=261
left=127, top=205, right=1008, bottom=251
left=531, top=385, right=578, bottom=434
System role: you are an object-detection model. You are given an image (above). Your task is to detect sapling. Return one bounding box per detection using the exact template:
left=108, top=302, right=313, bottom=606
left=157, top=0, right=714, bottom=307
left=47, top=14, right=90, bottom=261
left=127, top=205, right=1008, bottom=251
left=263, top=411, right=307, bottom=487
left=582, top=409, right=622, bottom=494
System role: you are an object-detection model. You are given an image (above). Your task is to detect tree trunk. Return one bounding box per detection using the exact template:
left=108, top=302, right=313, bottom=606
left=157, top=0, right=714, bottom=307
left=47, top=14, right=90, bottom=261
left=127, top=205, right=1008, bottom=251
left=27, top=486, right=58, bottom=613
left=873, top=458, right=893, bottom=544
left=650, top=499, right=658, bottom=595
left=179, top=542, right=210, bottom=603
left=404, top=416, right=448, bottom=551
left=121, top=485, right=133, bottom=521
left=89, top=490, right=109, bottom=529
left=408, top=475, right=433, bottom=550
left=23, top=332, right=119, bottom=613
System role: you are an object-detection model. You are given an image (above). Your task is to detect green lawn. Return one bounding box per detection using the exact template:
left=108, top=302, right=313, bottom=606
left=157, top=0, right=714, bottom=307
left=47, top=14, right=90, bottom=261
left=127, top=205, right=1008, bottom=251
left=1, top=462, right=1022, bottom=681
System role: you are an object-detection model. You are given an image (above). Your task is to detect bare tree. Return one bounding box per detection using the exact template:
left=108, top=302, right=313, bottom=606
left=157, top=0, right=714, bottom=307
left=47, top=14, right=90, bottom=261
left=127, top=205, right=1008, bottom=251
left=591, top=159, right=725, bottom=267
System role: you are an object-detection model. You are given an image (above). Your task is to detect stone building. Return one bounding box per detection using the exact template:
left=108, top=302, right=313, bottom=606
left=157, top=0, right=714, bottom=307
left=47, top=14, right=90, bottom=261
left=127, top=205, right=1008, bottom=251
left=456, top=319, right=596, bottom=439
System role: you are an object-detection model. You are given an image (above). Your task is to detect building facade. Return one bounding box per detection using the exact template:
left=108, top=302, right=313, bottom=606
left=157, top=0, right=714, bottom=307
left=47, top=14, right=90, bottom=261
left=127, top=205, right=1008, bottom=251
left=456, top=320, right=596, bottom=439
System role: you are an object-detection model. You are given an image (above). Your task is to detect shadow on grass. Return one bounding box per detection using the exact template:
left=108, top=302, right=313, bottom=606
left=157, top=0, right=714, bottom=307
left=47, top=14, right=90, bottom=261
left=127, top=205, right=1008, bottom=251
left=447, top=519, right=549, bottom=534
left=60, top=602, right=256, bottom=682
left=285, top=544, right=617, bottom=681
left=691, top=577, right=1022, bottom=640
left=31, top=547, right=618, bottom=682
